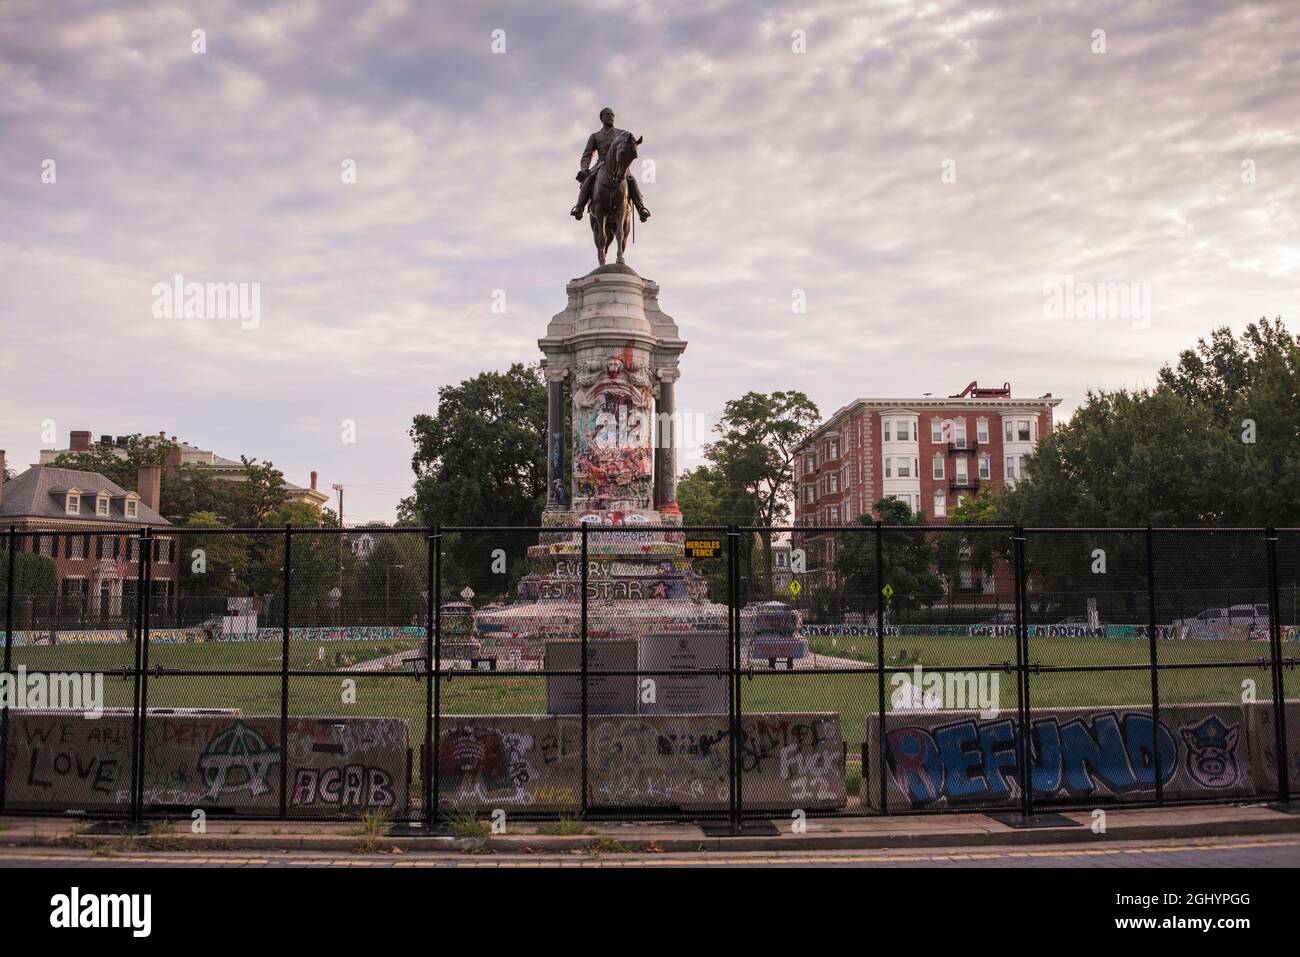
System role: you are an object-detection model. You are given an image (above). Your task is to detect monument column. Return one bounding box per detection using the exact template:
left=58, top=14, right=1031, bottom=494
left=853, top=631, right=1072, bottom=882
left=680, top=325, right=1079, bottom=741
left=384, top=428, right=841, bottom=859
left=655, top=367, right=681, bottom=515
left=544, top=366, right=568, bottom=510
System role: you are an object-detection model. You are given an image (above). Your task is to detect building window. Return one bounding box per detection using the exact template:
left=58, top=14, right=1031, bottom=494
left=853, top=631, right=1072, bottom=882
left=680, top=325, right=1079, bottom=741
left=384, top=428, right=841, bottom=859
left=932, top=456, right=945, bottom=480
left=125, top=500, right=138, bottom=519
left=884, top=457, right=892, bottom=478
left=979, top=455, right=991, bottom=480
left=1018, top=419, right=1032, bottom=442
left=977, top=419, right=989, bottom=444
left=1004, top=420, right=1014, bottom=442
left=898, top=421, right=911, bottom=441
left=955, top=419, right=967, bottom=444
left=955, top=457, right=969, bottom=483
left=65, top=493, right=80, bottom=515
left=39, top=536, right=53, bottom=557
left=829, top=472, right=839, bottom=493
left=95, top=537, right=104, bottom=559
left=70, top=536, right=85, bottom=560
left=930, top=419, right=943, bottom=443
left=96, top=495, right=110, bottom=516
left=933, top=493, right=947, bottom=518
left=883, top=420, right=892, bottom=441
left=1006, top=456, right=1017, bottom=480
left=897, top=458, right=911, bottom=478
left=830, top=506, right=839, bottom=523
left=829, top=440, right=838, bottom=459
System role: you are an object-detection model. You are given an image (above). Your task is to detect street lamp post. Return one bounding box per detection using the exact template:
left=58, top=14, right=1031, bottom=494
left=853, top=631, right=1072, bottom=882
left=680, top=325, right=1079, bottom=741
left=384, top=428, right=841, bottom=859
left=385, top=564, right=404, bottom=623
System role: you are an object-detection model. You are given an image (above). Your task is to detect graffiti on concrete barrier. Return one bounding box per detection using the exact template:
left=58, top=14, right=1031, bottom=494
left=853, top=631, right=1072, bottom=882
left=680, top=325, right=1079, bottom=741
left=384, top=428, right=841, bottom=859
left=1180, top=716, right=1240, bottom=789
left=887, top=713, right=1177, bottom=806
left=4, top=712, right=410, bottom=815
left=197, top=720, right=279, bottom=799
left=435, top=713, right=846, bottom=811
left=875, top=704, right=1258, bottom=809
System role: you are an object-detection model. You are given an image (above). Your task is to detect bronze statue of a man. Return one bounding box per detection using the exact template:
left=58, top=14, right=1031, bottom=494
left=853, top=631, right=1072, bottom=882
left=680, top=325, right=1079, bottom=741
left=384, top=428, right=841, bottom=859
left=570, top=107, right=651, bottom=222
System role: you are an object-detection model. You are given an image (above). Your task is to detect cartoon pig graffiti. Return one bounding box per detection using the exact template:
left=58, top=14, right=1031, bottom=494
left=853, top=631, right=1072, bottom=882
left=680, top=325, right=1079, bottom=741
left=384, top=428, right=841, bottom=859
left=1180, top=716, right=1240, bottom=789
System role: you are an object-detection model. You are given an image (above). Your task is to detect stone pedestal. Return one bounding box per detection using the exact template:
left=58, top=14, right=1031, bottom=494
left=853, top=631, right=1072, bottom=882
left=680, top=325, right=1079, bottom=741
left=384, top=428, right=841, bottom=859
left=538, top=263, right=684, bottom=520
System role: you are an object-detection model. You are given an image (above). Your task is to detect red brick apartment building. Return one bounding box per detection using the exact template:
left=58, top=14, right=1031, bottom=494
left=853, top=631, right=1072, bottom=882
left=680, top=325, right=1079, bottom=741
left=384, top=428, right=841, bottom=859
left=0, top=449, right=178, bottom=625
left=793, top=381, right=1061, bottom=597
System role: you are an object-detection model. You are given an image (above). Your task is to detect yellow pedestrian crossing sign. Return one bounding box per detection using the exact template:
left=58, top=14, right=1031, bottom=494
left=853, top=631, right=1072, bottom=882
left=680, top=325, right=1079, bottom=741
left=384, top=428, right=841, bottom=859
left=882, top=583, right=894, bottom=601
left=789, top=580, right=801, bottom=599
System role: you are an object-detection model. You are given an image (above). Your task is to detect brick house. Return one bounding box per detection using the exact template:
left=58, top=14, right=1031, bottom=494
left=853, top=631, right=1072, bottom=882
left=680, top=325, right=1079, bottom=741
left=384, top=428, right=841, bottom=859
left=0, top=450, right=178, bottom=626
left=792, top=381, right=1061, bottom=601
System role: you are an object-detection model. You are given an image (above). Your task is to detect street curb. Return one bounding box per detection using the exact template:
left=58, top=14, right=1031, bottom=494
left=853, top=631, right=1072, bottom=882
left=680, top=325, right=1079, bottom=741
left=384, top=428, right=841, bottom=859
left=5, top=809, right=1300, bottom=855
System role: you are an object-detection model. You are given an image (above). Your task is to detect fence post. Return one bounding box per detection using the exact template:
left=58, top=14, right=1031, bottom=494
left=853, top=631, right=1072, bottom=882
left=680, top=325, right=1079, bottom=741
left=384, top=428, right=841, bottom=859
left=1144, top=526, right=1164, bottom=806
left=580, top=521, right=588, bottom=817
left=725, top=525, right=735, bottom=832
left=0, top=528, right=15, bottom=816
left=875, top=520, right=887, bottom=816
left=134, top=526, right=153, bottom=822
left=1013, top=526, right=1032, bottom=819
left=434, top=522, right=444, bottom=832
left=1266, top=527, right=1289, bottom=803
left=733, top=522, right=743, bottom=832
left=279, top=523, right=291, bottom=820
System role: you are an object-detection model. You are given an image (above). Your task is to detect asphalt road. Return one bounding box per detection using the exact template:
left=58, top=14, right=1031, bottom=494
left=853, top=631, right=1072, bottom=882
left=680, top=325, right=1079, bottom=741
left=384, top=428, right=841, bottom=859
left=0, top=836, right=1297, bottom=867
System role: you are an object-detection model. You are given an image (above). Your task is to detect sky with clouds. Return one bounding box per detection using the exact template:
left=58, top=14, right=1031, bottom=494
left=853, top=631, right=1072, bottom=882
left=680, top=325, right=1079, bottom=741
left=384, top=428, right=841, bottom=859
left=2, top=0, right=1297, bottom=523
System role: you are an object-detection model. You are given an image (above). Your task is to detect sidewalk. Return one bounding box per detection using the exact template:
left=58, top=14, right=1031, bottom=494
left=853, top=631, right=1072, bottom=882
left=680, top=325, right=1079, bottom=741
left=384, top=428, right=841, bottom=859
left=2, top=803, right=1297, bottom=855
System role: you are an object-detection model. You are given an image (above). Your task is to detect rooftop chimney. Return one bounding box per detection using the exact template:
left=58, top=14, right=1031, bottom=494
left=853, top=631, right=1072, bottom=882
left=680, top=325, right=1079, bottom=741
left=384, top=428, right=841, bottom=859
left=310, top=470, right=318, bottom=491
left=137, top=464, right=161, bottom=515
left=70, top=430, right=92, bottom=452
left=164, top=443, right=182, bottom=482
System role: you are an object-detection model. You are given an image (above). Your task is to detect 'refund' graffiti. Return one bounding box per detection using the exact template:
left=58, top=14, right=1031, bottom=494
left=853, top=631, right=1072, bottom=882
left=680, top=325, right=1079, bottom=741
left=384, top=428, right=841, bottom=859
left=867, top=702, right=1265, bottom=810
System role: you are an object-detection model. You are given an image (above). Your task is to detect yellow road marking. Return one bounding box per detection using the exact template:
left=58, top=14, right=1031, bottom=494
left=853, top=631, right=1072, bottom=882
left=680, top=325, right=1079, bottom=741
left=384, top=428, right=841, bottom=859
left=0, top=837, right=1294, bottom=867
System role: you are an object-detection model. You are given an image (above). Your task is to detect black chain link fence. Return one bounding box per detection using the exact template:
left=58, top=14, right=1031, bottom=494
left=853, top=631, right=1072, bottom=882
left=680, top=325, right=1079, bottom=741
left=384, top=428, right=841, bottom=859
left=0, top=524, right=1295, bottom=827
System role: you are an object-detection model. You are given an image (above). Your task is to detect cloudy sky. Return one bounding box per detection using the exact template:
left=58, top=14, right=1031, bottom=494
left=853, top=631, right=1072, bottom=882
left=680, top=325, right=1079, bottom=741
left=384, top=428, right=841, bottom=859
left=2, top=0, right=1297, bottom=522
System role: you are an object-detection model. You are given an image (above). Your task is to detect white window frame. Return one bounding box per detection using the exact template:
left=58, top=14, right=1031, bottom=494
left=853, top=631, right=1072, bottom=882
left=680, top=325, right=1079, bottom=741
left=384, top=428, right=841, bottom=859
left=955, top=457, right=969, bottom=483
left=979, top=455, right=991, bottom=480
left=930, top=419, right=943, bottom=443
left=933, top=493, right=947, bottom=518
left=883, top=420, right=892, bottom=442
left=125, top=500, right=139, bottom=519
left=96, top=494, right=110, bottom=516
left=884, top=457, right=892, bottom=478
left=955, top=418, right=967, bottom=444
left=932, top=456, right=945, bottom=480
left=65, top=493, right=80, bottom=515
left=1006, top=456, right=1016, bottom=479
left=977, top=419, right=989, bottom=444
left=1017, top=419, right=1032, bottom=442
left=1004, top=420, right=1014, bottom=442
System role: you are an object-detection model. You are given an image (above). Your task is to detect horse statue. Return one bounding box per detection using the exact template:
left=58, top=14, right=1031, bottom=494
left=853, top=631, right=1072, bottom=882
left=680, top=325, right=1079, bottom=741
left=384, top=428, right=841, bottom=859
left=588, top=130, right=642, bottom=266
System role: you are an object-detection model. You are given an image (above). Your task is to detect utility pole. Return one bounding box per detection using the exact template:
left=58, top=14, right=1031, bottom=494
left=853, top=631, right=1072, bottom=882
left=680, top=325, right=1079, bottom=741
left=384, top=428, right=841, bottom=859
left=332, top=484, right=345, bottom=589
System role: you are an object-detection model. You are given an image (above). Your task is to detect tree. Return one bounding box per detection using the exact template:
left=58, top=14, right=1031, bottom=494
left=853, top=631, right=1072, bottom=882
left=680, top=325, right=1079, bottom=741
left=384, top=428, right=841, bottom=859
left=406, top=363, right=548, bottom=527
left=51, top=434, right=172, bottom=491
left=982, top=318, right=1300, bottom=620
left=831, top=498, right=943, bottom=622
left=702, top=390, right=820, bottom=590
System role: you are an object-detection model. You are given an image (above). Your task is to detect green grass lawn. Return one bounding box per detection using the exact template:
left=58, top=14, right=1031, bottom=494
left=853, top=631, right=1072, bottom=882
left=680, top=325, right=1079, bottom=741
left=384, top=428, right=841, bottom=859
left=9, top=633, right=1287, bottom=750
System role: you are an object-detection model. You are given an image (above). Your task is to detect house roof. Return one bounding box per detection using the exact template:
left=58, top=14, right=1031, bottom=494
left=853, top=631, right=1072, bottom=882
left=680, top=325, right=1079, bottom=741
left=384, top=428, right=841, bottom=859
left=0, top=466, right=170, bottom=526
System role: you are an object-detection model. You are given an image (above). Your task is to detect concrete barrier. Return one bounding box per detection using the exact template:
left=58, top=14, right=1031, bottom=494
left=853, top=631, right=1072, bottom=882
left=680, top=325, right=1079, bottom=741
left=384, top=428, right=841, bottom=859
left=865, top=701, right=1294, bottom=811
left=3, top=711, right=410, bottom=816
left=434, top=712, right=846, bottom=811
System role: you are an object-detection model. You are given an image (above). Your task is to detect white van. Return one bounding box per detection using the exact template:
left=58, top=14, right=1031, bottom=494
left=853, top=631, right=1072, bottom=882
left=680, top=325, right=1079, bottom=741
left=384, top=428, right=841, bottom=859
left=1174, top=604, right=1269, bottom=639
